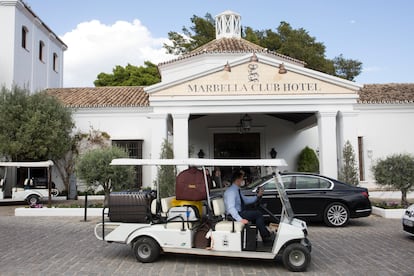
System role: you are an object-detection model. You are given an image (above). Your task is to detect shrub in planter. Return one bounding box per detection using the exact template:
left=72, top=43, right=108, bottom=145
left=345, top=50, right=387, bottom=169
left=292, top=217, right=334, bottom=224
left=297, top=146, right=319, bottom=173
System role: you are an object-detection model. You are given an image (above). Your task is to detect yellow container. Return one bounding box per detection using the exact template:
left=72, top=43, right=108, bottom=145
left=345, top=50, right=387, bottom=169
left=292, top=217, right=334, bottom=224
left=171, top=198, right=203, bottom=216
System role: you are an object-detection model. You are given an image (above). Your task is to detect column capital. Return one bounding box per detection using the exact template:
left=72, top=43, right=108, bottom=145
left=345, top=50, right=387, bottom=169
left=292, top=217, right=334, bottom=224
left=338, top=110, right=359, bottom=118
left=317, top=111, right=338, bottom=118
left=172, top=113, right=190, bottom=120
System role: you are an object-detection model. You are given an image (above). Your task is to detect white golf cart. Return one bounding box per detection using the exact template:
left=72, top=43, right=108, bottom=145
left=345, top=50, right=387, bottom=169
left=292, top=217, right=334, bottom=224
left=94, top=158, right=311, bottom=272
left=0, top=160, right=59, bottom=205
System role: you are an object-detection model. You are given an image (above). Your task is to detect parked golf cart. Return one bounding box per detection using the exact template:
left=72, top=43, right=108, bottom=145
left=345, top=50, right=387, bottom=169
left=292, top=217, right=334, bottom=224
left=0, top=160, right=59, bottom=205
left=94, top=158, right=311, bottom=272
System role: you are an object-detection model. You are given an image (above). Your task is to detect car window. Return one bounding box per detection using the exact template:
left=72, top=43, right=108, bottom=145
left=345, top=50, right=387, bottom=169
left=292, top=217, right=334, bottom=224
left=260, top=175, right=294, bottom=190
left=262, top=178, right=276, bottom=190
left=281, top=176, right=294, bottom=189
left=296, top=176, right=331, bottom=189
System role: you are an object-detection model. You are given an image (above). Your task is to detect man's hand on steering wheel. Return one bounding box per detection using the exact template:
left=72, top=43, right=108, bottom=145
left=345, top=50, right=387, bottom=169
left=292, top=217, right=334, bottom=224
left=257, top=186, right=264, bottom=197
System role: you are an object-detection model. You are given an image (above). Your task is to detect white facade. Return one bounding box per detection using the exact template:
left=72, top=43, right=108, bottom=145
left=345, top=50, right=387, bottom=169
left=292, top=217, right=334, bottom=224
left=356, top=104, right=414, bottom=188
left=68, top=11, right=414, bottom=191
left=0, top=0, right=67, bottom=93
left=3, top=9, right=409, bottom=193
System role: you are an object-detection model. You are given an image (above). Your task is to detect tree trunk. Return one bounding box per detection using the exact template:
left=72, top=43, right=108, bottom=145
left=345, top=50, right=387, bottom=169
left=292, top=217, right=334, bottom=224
left=401, top=189, right=408, bottom=208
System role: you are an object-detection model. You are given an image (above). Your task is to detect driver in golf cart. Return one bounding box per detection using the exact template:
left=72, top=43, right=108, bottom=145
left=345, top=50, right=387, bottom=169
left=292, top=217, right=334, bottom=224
left=224, top=170, right=275, bottom=243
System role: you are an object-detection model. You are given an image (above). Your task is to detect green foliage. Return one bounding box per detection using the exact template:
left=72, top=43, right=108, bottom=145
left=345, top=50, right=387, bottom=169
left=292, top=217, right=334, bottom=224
left=76, top=146, right=135, bottom=199
left=164, top=13, right=215, bottom=55
left=163, top=15, right=362, bottom=80
left=94, top=62, right=161, bottom=87
left=333, top=54, right=362, bottom=81
left=157, top=139, right=176, bottom=198
left=338, top=141, right=359, bottom=186
left=297, top=146, right=319, bottom=173
left=0, top=86, right=74, bottom=161
left=372, top=153, right=414, bottom=207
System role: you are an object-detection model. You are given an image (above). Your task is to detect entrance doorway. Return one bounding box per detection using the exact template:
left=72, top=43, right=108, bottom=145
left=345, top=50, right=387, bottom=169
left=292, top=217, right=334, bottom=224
left=213, top=133, right=260, bottom=185
left=214, top=133, right=260, bottom=158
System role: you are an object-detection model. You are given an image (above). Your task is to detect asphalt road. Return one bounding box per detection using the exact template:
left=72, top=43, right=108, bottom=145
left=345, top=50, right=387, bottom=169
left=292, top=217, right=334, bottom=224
left=0, top=211, right=413, bottom=276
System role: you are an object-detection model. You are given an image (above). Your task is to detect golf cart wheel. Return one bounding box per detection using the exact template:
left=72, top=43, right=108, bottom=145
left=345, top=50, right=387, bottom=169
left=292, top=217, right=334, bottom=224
left=324, top=202, right=350, bottom=227
left=133, top=237, right=160, bottom=263
left=51, top=189, right=59, bottom=197
left=27, top=195, right=40, bottom=205
left=282, top=243, right=311, bottom=272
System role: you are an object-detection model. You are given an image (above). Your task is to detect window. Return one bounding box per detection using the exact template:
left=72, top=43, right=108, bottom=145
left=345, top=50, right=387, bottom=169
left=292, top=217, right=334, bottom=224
left=21, top=26, right=28, bottom=49
left=261, top=176, right=294, bottom=190
left=358, top=136, right=365, bottom=181
left=39, top=41, right=44, bottom=61
left=281, top=176, right=295, bottom=189
left=52, top=53, right=58, bottom=71
left=112, top=140, right=143, bottom=188
left=296, top=176, right=331, bottom=189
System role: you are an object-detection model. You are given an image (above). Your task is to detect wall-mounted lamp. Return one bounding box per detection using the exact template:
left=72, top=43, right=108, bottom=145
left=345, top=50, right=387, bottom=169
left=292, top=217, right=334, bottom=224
left=278, top=63, right=287, bottom=74
left=197, top=149, right=205, bottom=158
left=224, top=62, right=231, bottom=72
left=250, top=53, right=258, bottom=62
left=270, top=148, right=277, bottom=159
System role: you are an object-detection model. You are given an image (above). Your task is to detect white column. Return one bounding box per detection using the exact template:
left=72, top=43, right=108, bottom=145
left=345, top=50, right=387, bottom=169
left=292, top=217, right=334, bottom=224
left=317, top=111, right=338, bottom=178
left=172, top=113, right=190, bottom=160
left=148, top=113, right=168, bottom=185
left=337, top=111, right=359, bottom=170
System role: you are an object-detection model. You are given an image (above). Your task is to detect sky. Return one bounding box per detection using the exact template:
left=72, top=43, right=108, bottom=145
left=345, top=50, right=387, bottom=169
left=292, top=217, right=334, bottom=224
left=24, top=0, right=414, bottom=87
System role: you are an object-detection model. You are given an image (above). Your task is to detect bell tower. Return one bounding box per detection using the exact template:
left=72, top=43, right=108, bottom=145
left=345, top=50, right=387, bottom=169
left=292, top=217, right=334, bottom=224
left=215, top=10, right=241, bottom=39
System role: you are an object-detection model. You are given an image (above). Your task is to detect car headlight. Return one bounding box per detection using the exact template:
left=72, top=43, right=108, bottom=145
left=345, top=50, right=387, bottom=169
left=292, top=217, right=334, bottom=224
left=406, top=209, right=414, bottom=217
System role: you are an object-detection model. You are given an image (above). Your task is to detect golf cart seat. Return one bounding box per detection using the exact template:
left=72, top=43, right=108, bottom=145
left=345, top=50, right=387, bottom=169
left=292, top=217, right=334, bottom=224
left=151, top=196, right=200, bottom=230
left=211, top=197, right=244, bottom=232
left=150, top=196, right=175, bottom=217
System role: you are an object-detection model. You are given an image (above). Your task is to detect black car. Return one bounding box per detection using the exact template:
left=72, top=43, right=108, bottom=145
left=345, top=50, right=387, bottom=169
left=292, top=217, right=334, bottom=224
left=242, top=172, right=372, bottom=227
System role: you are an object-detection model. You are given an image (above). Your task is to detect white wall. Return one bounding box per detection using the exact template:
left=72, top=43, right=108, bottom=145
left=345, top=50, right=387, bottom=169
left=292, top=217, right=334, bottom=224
left=72, top=107, right=154, bottom=187
left=0, top=0, right=65, bottom=92
left=356, top=104, right=414, bottom=188
left=0, top=2, right=16, bottom=88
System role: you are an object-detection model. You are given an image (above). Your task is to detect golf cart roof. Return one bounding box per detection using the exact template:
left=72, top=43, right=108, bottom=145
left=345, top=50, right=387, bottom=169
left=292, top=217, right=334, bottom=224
left=0, top=160, right=54, bottom=168
left=110, top=158, right=287, bottom=167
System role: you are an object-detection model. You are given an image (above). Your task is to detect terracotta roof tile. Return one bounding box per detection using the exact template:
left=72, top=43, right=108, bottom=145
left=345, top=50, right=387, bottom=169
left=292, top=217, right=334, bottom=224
left=46, top=84, right=414, bottom=108
left=359, top=83, right=414, bottom=104
left=159, top=38, right=305, bottom=67
left=46, top=86, right=148, bottom=108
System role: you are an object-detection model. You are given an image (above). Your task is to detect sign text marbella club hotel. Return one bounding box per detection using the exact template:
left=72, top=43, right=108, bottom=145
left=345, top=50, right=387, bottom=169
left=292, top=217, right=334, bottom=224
left=2, top=2, right=413, bottom=191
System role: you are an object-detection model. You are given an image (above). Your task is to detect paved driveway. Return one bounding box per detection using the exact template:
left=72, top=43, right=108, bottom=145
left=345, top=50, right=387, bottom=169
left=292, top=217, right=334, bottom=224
left=0, top=213, right=413, bottom=275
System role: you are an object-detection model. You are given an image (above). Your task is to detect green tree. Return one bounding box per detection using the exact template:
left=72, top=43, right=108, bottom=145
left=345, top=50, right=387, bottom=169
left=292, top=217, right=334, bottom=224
left=156, top=139, right=176, bottom=198
left=297, top=146, right=319, bottom=173
left=372, top=154, right=414, bottom=207
left=94, top=62, right=161, bottom=87
left=76, top=146, right=135, bottom=202
left=338, top=140, right=359, bottom=186
left=0, top=86, right=74, bottom=161
left=333, top=54, right=362, bottom=81
left=164, top=14, right=361, bottom=81
left=164, top=13, right=215, bottom=55
left=0, top=86, right=75, bottom=198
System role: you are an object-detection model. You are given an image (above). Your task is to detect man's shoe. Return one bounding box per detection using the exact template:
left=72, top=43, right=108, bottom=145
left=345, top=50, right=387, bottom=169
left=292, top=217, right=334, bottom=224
left=262, top=232, right=275, bottom=243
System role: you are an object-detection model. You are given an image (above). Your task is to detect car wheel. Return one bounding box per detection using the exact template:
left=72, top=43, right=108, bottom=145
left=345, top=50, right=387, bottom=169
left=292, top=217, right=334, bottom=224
left=282, top=243, right=311, bottom=272
left=27, top=195, right=40, bottom=205
left=324, top=202, right=350, bottom=227
left=133, top=237, right=160, bottom=263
